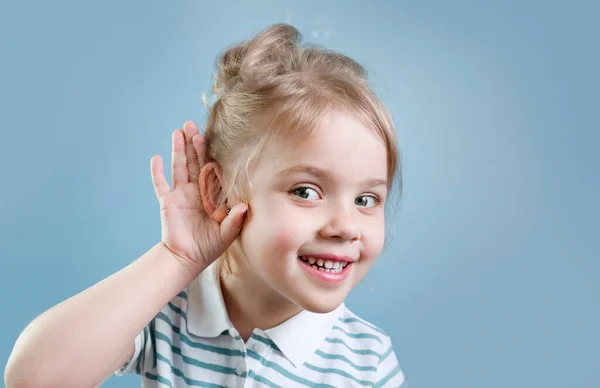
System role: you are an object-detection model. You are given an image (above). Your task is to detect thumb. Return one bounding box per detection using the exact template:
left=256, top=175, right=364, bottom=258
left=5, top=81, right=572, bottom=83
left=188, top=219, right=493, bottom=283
left=219, top=203, right=248, bottom=246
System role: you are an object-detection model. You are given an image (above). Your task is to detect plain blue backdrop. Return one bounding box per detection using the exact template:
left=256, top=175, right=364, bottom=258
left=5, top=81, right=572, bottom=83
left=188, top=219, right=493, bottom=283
left=1, top=1, right=598, bottom=387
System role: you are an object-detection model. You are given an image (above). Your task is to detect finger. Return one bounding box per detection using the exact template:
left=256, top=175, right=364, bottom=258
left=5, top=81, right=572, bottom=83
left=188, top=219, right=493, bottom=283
left=192, top=133, right=208, bottom=167
left=183, top=121, right=201, bottom=182
left=171, top=129, right=188, bottom=189
left=220, top=203, right=248, bottom=246
left=151, top=155, right=171, bottom=200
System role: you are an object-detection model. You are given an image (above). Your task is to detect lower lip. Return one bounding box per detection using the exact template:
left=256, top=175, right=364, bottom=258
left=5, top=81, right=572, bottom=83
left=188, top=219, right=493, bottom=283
left=298, top=257, right=352, bottom=284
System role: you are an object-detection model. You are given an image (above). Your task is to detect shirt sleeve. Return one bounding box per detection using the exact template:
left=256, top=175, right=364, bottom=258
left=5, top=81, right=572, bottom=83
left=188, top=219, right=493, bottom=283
left=374, top=337, right=406, bottom=387
left=114, top=321, right=156, bottom=376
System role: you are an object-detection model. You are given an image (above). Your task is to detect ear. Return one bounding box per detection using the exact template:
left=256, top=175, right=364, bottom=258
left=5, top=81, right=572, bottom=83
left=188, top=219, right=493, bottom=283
left=199, top=162, right=229, bottom=222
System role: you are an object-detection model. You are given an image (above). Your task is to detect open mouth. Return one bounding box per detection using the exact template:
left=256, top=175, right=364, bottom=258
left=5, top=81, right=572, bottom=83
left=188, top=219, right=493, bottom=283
left=298, top=256, right=350, bottom=274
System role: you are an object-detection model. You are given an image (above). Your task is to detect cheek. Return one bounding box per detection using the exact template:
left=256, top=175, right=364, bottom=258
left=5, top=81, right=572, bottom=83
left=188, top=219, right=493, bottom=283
left=241, top=198, right=309, bottom=257
left=362, top=218, right=386, bottom=261
left=274, top=225, right=302, bottom=250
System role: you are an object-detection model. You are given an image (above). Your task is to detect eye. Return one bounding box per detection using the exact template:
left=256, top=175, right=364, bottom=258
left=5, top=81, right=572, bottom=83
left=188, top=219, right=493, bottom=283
left=292, top=187, right=320, bottom=200
left=355, top=195, right=378, bottom=208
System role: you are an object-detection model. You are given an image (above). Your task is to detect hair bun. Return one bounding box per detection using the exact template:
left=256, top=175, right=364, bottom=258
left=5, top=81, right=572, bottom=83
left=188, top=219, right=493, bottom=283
left=213, top=24, right=301, bottom=97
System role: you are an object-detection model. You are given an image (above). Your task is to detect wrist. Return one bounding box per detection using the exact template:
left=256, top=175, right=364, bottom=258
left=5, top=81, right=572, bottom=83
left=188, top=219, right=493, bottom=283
left=158, top=242, right=206, bottom=280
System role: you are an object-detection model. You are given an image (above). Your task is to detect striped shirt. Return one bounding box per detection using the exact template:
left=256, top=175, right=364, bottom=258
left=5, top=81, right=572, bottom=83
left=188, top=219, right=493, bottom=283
left=115, top=263, right=405, bottom=387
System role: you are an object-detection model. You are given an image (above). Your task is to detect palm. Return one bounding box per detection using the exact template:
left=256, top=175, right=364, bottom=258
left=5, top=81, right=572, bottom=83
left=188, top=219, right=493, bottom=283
left=159, top=180, right=223, bottom=264
left=150, top=121, right=244, bottom=270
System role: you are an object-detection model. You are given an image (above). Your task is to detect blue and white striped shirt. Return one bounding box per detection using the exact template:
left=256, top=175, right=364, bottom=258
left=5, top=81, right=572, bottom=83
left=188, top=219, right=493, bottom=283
left=116, top=263, right=405, bottom=387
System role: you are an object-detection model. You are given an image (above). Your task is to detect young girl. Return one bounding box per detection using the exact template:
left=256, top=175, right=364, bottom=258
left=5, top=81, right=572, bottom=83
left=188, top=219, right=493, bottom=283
left=5, top=24, right=405, bottom=388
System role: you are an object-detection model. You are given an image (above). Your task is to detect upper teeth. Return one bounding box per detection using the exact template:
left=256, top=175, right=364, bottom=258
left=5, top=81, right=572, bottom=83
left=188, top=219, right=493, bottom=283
left=302, top=256, right=347, bottom=269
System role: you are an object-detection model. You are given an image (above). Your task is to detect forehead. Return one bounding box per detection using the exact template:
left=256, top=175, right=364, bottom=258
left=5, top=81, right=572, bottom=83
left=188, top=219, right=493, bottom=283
left=257, top=111, right=388, bottom=182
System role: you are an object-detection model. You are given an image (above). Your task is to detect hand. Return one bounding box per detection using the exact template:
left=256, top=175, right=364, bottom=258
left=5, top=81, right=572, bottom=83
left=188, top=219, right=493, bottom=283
left=150, top=121, right=247, bottom=273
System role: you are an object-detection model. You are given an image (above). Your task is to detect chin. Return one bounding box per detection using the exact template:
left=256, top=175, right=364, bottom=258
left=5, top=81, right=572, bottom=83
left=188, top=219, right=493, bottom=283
left=296, top=296, right=345, bottom=314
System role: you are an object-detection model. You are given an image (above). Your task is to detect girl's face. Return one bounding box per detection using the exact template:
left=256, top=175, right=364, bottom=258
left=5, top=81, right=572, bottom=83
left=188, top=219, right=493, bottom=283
left=235, top=110, right=389, bottom=313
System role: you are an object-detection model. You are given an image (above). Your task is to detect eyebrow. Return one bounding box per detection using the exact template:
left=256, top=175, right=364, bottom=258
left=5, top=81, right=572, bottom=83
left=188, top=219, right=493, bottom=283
left=276, top=164, right=388, bottom=188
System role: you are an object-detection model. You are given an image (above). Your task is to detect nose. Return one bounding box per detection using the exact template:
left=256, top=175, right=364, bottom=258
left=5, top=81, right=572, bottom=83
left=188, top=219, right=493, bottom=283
left=319, top=206, right=361, bottom=242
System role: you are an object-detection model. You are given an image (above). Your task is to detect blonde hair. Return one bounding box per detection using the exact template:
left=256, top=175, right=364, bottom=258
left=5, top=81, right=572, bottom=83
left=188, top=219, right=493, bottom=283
left=203, top=23, right=401, bottom=203
left=202, top=24, right=402, bottom=271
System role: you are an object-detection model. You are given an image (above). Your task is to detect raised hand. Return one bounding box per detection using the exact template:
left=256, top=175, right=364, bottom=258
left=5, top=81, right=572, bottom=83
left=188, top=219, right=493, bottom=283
left=150, top=121, right=247, bottom=273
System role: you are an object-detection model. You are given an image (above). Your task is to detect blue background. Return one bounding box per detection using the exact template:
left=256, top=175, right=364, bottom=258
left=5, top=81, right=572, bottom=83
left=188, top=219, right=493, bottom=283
left=1, top=1, right=598, bottom=387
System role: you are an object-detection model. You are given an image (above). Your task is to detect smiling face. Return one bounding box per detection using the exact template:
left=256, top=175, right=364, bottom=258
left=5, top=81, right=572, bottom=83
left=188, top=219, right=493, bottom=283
left=226, top=109, right=389, bottom=314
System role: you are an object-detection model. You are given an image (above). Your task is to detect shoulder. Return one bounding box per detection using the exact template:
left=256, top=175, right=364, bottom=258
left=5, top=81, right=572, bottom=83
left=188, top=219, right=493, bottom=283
left=336, top=306, right=406, bottom=387
left=335, top=306, right=393, bottom=354
left=152, top=288, right=191, bottom=333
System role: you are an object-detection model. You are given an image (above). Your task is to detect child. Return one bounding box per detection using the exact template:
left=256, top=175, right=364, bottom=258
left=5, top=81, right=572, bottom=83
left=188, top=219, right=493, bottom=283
left=5, top=24, right=405, bottom=387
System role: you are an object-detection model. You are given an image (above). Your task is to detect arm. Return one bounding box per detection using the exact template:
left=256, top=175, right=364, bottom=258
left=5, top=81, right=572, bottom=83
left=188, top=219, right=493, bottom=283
left=5, top=121, right=246, bottom=388
left=4, top=242, right=203, bottom=388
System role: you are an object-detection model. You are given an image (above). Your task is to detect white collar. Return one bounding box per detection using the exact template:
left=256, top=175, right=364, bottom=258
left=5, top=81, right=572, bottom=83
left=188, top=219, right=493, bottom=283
left=186, top=263, right=344, bottom=366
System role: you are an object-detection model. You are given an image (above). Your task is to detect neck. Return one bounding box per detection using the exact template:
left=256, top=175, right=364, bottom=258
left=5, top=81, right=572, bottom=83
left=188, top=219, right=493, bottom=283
left=218, top=250, right=302, bottom=342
